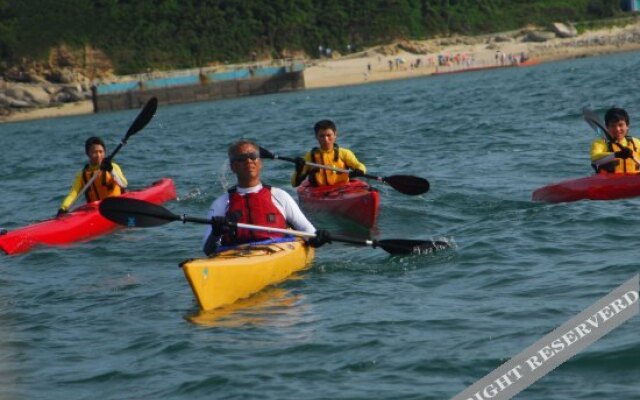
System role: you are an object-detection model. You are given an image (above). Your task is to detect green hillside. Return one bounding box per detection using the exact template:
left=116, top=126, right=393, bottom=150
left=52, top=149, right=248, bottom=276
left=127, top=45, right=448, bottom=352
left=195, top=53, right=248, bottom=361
left=0, top=0, right=625, bottom=75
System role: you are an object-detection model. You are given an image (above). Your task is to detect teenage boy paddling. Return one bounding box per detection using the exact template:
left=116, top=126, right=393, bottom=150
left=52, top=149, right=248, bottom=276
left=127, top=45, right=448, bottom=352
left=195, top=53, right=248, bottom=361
left=591, top=107, right=640, bottom=173
left=291, top=119, right=366, bottom=187
left=57, top=136, right=127, bottom=216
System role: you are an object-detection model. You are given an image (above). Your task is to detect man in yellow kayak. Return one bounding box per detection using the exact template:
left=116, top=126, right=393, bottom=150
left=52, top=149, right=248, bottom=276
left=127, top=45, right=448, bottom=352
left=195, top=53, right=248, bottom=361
left=291, top=119, right=367, bottom=187
left=203, top=139, right=331, bottom=255
left=591, top=107, right=640, bottom=173
left=57, top=136, right=128, bottom=216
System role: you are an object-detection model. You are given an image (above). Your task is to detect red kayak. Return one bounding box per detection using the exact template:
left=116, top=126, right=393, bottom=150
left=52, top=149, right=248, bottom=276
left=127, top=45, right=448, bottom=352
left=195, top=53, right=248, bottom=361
left=0, top=178, right=176, bottom=255
left=296, top=179, right=380, bottom=228
left=532, top=173, right=640, bottom=203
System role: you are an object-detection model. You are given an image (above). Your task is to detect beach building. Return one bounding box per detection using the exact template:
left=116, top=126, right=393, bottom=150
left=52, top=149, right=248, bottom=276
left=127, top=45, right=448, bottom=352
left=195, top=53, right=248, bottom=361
left=621, top=0, right=640, bottom=11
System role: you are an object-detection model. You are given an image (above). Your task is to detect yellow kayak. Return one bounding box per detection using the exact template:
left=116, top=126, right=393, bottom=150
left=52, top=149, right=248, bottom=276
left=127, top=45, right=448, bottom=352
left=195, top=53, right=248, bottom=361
left=180, top=239, right=315, bottom=311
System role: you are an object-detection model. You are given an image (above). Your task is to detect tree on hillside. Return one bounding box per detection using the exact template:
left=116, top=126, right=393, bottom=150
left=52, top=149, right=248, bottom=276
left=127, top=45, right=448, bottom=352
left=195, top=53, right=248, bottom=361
left=0, top=0, right=627, bottom=75
left=0, top=0, right=17, bottom=68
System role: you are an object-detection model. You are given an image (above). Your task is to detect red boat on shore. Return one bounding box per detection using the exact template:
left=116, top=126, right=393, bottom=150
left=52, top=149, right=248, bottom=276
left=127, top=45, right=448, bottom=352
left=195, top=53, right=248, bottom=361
left=532, top=173, right=640, bottom=203
left=296, top=179, right=380, bottom=228
left=0, top=178, right=176, bottom=255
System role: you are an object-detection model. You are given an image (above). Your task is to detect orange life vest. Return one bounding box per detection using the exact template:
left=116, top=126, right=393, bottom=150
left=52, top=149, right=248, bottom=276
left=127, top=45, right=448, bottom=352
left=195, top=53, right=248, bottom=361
left=596, top=139, right=640, bottom=174
left=309, top=144, right=349, bottom=186
left=82, top=165, right=122, bottom=203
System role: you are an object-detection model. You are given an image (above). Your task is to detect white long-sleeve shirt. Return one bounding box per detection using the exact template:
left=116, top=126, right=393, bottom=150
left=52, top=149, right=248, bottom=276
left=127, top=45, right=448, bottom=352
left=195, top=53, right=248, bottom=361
left=202, top=184, right=315, bottom=252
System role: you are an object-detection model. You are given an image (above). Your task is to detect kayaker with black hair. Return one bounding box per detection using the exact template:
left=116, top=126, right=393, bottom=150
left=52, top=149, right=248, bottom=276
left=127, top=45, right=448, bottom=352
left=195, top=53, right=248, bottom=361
left=57, top=136, right=128, bottom=217
left=591, top=107, right=640, bottom=173
left=291, top=119, right=367, bottom=187
left=203, top=139, right=331, bottom=255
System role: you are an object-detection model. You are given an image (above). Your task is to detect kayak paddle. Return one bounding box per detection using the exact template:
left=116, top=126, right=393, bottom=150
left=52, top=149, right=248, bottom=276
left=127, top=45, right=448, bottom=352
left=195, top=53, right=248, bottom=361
left=99, top=197, right=448, bottom=255
left=583, top=107, right=640, bottom=167
left=69, top=97, right=159, bottom=210
left=583, top=108, right=612, bottom=141
left=259, top=146, right=430, bottom=196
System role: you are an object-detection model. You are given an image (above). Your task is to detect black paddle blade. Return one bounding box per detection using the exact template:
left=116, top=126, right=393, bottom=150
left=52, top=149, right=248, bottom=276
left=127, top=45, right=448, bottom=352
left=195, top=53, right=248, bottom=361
left=582, top=108, right=611, bottom=140
left=259, top=146, right=275, bottom=159
left=99, top=197, right=178, bottom=227
left=125, top=97, right=158, bottom=139
left=375, top=239, right=449, bottom=255
left=383, top=175, right=430, bottom=196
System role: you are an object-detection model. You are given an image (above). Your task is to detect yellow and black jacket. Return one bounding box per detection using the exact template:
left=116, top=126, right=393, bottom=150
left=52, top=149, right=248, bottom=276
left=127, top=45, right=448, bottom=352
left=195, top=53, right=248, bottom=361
left=291, top=144, right=366, bottom=187
left=591, top=137, right=640, bottom=174
left=59, top=162, right=127, bottom=211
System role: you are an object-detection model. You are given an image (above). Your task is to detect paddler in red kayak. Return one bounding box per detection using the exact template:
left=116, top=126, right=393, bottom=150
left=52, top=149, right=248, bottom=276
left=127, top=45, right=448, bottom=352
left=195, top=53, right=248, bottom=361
left=591, top=107, right=640, bottom=174
left=291, top=119, right=367, bottom=187
left=57, top=136, right=128, bottom=217
left=203, top=139, right=331, bottom=255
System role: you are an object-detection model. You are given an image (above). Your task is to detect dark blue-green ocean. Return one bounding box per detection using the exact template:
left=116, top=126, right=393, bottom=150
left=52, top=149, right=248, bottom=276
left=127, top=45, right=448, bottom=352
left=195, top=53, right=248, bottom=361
left=1, top=52, right=638, bottom=400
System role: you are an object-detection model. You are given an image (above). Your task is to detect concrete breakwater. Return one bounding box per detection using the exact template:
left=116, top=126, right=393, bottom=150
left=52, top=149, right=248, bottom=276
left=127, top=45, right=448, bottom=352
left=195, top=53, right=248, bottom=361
left=92, top=63, right=306, bottom=112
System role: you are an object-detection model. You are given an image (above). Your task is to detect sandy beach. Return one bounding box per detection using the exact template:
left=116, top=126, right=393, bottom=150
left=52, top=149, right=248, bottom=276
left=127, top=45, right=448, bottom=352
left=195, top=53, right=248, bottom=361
left=4, top=22, right=640, bottom=124
left=304, top=23, right=640, bottom=89
left=2, top=100, right=94, bottom=123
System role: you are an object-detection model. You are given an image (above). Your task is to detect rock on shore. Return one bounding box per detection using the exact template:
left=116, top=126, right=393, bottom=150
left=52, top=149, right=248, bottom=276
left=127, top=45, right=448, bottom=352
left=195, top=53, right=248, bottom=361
left=1, top=44, right=114, bottom=119
left=0, top=81, right=92, bottom=117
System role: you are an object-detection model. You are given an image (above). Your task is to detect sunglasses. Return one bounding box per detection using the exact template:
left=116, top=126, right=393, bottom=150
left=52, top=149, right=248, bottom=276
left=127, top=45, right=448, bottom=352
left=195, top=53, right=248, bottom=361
left=230, top=152, right=260, bottom=162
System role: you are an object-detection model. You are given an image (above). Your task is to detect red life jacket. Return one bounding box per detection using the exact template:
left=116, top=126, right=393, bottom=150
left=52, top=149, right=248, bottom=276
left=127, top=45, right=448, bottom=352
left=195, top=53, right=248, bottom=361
left=222, top=185, right=287, bottom=245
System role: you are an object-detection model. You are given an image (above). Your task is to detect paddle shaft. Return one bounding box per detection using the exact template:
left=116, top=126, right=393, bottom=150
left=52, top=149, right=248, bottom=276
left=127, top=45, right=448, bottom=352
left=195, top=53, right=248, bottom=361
left=181, top=215, right=396, bottom=248
left=99, top=197, right=446, bottom=255
left=258, top=146, right=429, bottom=196
left=179, top=214, right=316, bottom=238
left=271, top=154, right=387, bottom=182
left=103, top=199, right=377, bottom=245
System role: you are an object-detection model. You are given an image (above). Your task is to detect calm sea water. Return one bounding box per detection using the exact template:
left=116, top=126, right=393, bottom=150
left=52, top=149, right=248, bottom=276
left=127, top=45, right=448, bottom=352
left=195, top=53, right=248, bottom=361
left=1, top=52, right=639, bottom=400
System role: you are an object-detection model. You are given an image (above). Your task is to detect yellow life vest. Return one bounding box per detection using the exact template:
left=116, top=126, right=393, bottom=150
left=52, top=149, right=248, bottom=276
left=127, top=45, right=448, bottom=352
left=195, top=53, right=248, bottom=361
left=310, top=145, right=349, bottom=186
left=599, top=139, right=640, bottom=174
left=82, top=165, right=122, bottom=202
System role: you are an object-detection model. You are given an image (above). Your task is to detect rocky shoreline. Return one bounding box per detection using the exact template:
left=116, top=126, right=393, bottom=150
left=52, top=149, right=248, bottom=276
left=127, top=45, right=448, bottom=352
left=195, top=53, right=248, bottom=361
left=0, top=80, right=91, bottom=115
left=3, top=21, right=640, bottom=123
left=1, top=44, right=114, bottom=122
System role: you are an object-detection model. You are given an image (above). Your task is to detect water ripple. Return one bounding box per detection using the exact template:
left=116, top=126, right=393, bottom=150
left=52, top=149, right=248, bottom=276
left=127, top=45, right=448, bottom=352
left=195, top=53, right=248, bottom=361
left=2, top=52, right=640, bottom=400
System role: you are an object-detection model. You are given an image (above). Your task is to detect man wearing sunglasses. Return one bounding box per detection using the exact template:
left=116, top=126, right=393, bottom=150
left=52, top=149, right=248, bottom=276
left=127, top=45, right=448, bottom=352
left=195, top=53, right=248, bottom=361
left=203, top=139, right=331, bottom=255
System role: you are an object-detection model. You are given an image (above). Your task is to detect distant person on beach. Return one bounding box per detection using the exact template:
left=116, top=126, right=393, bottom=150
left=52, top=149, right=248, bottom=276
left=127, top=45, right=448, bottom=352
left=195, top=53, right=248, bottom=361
left=203, top=139, right=329, bottom=255
left=590, top=107, right=640, bottom=173
left=57, top=136, right=127, bottom=216
left=291, top=120, right=366, bottom=187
